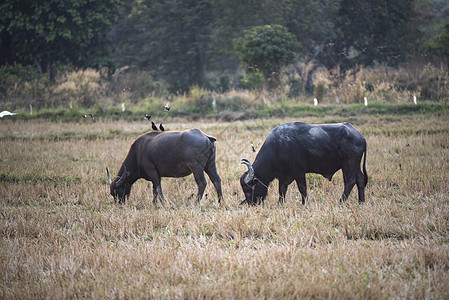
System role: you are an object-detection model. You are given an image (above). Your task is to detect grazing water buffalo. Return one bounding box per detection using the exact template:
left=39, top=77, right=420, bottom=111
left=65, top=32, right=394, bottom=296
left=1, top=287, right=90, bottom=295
left=240, top=122, right=368, bottom=205
left=107, top=129, right=223, bottom=204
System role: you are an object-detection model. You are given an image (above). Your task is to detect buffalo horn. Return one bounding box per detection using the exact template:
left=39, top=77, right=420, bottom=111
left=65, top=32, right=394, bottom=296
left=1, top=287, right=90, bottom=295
left=106, top=167, right=112, bottom=184
left=240, top=159, right=255, bottom=184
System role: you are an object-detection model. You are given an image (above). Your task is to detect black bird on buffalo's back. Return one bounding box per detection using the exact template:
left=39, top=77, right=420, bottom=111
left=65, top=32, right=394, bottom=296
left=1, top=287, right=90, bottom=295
left=151, top=121, right=158, bottom=131
left=251, top=141, right=257, bottom=153
left=159, top=123, right=165, bottom=131
left=240, top=122, right=368, bottom=205
left=106, top=129, right=223, bottom=205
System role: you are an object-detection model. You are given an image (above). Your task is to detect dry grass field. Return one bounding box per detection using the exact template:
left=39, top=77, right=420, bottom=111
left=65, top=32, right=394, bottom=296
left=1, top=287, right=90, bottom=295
left=1, top=111, right=449, bottom=299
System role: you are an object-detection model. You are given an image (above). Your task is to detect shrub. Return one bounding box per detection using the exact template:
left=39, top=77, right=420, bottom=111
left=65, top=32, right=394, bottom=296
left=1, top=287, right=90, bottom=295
left=0, top=64, right=51, bottom=109
left=313, top=69, right=332, bottom=103
left=333, top=66, right=427, bottom=104
left=108, top=67, right=168, bottom=104
left=52, top=68, right=106, bottom=107
left=216, top=90, right=256, bottom=111
left=175, top=85, right=214, bottom=113
left=336, top=71, right=367, bottom=104
left=419, top=64, right=449, bottom=102
left=217, top=75, right=231, bottom=93
left=287, top=78, right=302, bottom=98
left=238, top=71, right=264, bottom=90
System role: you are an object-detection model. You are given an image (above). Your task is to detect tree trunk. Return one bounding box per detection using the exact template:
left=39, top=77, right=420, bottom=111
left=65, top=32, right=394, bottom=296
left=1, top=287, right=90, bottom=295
left=35, top=58, right=54, bottom=80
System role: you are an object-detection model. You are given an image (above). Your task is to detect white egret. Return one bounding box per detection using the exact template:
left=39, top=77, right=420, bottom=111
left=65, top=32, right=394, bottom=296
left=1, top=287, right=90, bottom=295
left=0, top=110, right=18, bottom=118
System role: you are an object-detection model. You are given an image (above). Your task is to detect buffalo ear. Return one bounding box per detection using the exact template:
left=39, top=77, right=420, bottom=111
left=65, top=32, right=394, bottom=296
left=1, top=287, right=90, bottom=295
left=116, top=172, right=130, bottom=187
left=115, top=165, right=130, bottom=187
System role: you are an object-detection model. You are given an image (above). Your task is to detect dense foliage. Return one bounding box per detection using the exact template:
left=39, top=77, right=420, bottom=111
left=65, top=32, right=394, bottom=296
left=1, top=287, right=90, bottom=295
left=0, top=0, right=121, bottom=79
left=1, top=0, right=448, bottom=97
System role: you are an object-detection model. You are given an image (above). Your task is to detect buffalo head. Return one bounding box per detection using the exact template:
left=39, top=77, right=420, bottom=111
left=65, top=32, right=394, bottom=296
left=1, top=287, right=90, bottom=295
left=240, top=159, right=267, bottom=205
left=107, top=166, right=131, bottom=204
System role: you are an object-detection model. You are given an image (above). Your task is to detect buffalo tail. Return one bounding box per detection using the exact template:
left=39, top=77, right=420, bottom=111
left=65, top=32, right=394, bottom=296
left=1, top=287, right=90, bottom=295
left=363, top=146, right=368, bottom=187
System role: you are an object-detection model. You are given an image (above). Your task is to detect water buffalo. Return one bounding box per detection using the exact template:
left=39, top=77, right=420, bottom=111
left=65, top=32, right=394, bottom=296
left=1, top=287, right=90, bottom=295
left=240, top=122, right=368, bottom=205
left=107, top=129, right=223, bottom=204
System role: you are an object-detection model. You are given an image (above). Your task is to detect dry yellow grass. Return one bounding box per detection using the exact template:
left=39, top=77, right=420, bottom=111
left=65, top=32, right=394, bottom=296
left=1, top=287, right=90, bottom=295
left=1, top=113, right=449, bottom=299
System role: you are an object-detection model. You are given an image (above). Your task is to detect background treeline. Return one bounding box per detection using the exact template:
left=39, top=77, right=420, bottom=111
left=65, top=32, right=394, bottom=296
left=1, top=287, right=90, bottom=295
left=1, top=0, right=448, bottom=113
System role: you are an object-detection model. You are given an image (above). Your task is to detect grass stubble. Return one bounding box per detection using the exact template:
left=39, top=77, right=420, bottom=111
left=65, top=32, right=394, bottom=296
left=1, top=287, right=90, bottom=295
left=0, top=113, right=448, bottom=299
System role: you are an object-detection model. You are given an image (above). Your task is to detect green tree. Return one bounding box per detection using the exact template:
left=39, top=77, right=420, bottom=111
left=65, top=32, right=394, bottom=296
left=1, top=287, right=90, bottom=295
left=210, top=0, right=286, bottom=70
left=0, top=0, right=121, bottom=79
left=233, top=25, right=300, bottom=90
left=319, top=0, right=420, bottom=72
left=113, top=0, right=213, bottom=92
left=426, top=23, right=449, bottom=64
left=283, top=0, right=340, bottom=61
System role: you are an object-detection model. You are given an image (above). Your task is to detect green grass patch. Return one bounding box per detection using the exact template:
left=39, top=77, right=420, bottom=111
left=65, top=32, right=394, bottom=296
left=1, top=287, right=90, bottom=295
left=4, top=102, right=447, bottom=122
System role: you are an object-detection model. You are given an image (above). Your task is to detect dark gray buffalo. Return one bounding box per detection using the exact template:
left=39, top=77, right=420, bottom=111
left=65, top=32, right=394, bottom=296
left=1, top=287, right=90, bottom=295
left=107, top=129, right=223, bottom=204
left=240, top=122, right=367, bottom=205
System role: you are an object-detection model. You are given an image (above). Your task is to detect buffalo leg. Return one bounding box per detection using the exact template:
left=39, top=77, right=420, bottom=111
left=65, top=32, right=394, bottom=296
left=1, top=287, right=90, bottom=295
left=340, top=167, right=356, bottom=203
left=192, top=170, right=207, bottom=203
left=143, top=167, right=164, bottom=205
left=279, top=182, right=288, bottom=204
left=356, top=169, right=365, bottom=203
left=296, top=174, right=307, bottom=204
left=152, top=178, right=165, bottom=205
left=153, top=185, right=165, bottom=204
left=152, top=185, right=158, bottom=205
left=156, top=185, right=166, bottom=203
left=205, top=165, right=223, bottom=203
